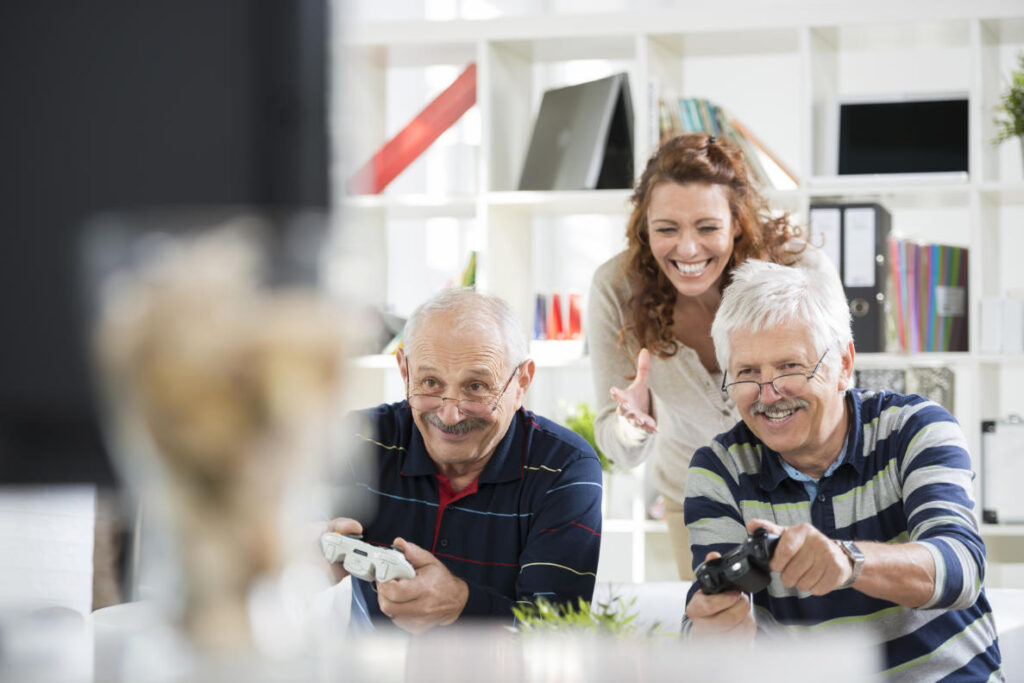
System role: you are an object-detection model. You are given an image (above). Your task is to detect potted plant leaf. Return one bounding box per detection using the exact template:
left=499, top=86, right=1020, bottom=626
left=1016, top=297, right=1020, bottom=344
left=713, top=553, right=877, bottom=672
left=564, top=402, right=636, bottom=519
left=563, top=402, right=612, bottom=472
left=510, top=595, right=665, bottom=638
left=994, top=52, right=1024, bottom=157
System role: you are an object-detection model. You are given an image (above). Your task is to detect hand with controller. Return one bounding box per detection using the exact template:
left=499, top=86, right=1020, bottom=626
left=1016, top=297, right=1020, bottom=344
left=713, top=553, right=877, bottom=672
left=320, top=533, right=415, bottom=583
left=694, top=527, right=780, bottom=595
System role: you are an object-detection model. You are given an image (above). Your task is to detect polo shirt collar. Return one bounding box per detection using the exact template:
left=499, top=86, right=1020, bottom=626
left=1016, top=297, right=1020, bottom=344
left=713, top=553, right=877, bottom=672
left=759, top=391, right=864, bottom=490
left=400, top=408, right=525, bottom=484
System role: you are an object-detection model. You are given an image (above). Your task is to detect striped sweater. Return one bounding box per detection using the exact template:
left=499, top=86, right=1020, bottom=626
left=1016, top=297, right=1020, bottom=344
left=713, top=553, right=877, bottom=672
left=340, top=402, right=603, bottom=629
left=683, top=389, right=1002, bottom=681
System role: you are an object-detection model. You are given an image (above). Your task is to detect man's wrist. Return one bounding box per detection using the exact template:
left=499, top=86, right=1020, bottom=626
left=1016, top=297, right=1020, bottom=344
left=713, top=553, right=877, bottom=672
left=836, top=539, right=865, bottom=589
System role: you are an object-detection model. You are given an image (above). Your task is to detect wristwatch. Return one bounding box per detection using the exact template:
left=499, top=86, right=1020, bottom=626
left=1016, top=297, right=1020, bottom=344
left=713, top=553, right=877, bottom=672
left=836, top=539, right=865, bottom=589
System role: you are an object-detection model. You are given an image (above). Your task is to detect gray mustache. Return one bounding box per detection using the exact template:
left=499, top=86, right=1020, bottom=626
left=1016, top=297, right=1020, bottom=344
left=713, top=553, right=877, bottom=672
left=751, top=398, right=809, bottom=415
left=424, top=413, right=489, bottom=435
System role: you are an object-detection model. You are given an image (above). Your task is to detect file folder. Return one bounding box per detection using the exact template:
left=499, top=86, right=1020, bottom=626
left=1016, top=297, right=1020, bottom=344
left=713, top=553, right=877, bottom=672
left=809, top=203, right=891, bottom=353
left=981, top=419, right=1024, bottom=523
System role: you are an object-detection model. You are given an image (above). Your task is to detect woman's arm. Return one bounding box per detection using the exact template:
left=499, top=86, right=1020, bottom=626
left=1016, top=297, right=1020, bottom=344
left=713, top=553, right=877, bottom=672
left=586, top=258, right=657, bottom=468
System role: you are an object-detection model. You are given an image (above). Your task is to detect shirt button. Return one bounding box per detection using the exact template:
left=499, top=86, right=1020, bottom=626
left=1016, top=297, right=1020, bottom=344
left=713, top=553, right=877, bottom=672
left=818, top=494, right=826, bottom=502
left=440, top=539, right=448, bottom=548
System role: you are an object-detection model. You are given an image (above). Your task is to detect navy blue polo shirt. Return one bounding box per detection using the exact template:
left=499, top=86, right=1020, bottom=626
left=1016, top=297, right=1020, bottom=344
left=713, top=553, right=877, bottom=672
left=344, top=402, right=603, bottom=629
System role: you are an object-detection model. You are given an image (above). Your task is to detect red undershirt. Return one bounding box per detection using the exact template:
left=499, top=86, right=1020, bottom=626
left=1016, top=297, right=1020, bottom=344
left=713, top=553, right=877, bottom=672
left=432, top=474, right=479, bottom=553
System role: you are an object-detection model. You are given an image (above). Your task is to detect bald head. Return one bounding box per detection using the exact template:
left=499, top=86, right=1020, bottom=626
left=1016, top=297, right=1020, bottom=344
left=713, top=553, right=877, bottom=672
left=402, top=288, right=527, bottom=368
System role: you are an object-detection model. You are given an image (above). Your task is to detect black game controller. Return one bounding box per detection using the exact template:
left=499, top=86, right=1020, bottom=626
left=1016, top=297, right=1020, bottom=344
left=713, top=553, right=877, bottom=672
left=694, top=527, right=780, bottom=595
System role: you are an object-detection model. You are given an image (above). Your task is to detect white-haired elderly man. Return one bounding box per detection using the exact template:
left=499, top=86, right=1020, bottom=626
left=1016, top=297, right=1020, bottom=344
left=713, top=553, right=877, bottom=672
left=682, top=259, right=1002, bottom=680
left=327, top=288, right=602, bottom=634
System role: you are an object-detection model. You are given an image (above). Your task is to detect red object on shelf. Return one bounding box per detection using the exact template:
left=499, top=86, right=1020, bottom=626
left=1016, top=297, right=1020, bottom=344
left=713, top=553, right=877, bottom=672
left=567, top=292, right=582, bottom=339
left=348, top=63, right=477, bottom=195
left=547, top=292, right=565, bottom=340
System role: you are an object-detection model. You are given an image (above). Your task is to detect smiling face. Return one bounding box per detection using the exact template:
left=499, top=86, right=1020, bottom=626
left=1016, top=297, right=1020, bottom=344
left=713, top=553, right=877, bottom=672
left=398, top=312, right=531, bottom=481
left=646, top=182, right=740, bottom=299
left=727, top=325, right=853, bottom=476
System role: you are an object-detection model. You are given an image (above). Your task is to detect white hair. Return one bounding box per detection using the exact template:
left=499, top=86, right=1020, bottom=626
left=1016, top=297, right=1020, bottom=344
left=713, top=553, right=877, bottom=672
left=711, top=259, right=852, bottom=375
left=402, top=287, right=527, bottom=368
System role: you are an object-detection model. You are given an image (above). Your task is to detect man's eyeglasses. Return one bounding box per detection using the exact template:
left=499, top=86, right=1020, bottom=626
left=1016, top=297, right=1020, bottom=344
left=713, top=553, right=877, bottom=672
left=404, top=358, right=521, bottom=419
left=721, top=348, right=830, bottom=403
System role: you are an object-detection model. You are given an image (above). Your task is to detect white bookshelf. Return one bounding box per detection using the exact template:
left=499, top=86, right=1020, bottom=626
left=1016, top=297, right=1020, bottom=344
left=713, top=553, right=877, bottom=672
left=332, top=1, right=1024, bottom=585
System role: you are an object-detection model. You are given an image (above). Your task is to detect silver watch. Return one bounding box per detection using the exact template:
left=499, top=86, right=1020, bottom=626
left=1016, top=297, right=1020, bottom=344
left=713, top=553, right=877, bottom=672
left=836, top=539, right=864, bottom=589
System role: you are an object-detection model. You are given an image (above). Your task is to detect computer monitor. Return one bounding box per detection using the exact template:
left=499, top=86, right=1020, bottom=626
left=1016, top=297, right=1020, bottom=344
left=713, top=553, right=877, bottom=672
left=837, top=94, right=968, bottom=176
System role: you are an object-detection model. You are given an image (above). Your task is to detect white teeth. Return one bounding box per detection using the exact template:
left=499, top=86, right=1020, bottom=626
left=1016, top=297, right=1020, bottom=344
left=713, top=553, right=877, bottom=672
left=764, top=407, right=795, bottom=419
left=673, top=259, right=709, bottom=275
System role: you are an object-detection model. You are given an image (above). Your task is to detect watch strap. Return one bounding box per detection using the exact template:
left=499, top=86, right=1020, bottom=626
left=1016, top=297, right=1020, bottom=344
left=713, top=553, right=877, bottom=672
left=836, top=539, right=864, bottom=589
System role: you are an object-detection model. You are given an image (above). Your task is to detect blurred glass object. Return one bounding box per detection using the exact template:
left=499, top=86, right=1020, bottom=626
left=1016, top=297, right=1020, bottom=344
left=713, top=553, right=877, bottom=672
left=83, top=208, right=353, bottom=665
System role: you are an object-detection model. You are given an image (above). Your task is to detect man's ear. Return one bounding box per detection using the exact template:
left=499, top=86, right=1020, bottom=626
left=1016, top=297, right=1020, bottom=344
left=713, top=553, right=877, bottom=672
left=396, top=347, right=408, bottom=383
left=838, top=340, right=855, bottom=391
left=515, top=359, right=536, bottom=401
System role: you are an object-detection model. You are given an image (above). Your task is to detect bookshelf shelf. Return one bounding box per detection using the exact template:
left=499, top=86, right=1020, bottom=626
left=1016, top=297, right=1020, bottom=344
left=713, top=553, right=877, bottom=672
left=334, top=1, right=1024, bottom=586
left=343, top=194, right=478, bottom=217
left=485, top=189, right=632, bottom=214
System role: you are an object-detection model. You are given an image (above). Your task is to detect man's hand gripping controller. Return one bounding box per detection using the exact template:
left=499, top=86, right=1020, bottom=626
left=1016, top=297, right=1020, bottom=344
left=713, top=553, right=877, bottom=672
left=320, top=533, right=416, bottom=582
left=694, top=527, right=780, bottom=595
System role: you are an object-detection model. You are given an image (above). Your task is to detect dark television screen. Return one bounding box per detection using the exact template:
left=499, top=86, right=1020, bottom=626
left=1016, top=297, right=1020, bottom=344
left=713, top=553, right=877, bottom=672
left=838, top=98, right=968, bottom=175
left=0, top=1, right=328, bottom=485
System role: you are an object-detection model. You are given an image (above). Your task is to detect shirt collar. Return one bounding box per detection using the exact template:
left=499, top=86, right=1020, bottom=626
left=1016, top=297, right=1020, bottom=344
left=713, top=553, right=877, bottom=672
left=401, top=407, right=525, bottom=484
left=759, top=391, right=864, bottom=490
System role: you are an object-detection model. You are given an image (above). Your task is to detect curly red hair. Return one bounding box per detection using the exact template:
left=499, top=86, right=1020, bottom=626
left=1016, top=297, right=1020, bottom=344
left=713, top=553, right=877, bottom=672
left=620, top=133, right=802, bottom=358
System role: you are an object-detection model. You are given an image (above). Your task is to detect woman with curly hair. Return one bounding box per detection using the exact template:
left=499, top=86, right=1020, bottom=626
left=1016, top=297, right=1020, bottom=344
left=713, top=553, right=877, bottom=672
left=587, top=133, right=829, bottom=579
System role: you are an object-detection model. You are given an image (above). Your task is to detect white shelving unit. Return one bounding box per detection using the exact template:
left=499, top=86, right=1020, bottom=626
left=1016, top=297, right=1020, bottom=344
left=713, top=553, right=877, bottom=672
left=332, top=1, right=1024, bottom=585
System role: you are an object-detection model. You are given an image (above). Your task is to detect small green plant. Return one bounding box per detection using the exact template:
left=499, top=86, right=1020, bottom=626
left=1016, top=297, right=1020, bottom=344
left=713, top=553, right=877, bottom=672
left=994, top=52, right=1024, bottom=144
left=510, top=595, right=665, bottom=638
left=563, top=402, right=613, bottom=472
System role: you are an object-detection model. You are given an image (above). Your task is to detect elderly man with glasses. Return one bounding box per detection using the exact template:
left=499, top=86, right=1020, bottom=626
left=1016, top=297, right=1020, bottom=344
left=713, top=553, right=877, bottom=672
left=682, top=259, right=1001, bottom=680
left=327, top=288, right=602, bottom=634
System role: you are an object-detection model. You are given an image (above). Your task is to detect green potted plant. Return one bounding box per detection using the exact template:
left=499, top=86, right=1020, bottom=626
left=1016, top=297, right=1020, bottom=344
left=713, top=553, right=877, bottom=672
left=994, top=52, right=1024, bottom=153
left=563, top=401, right=635, bottom=519
left=510, top=595, right=666, bottom=638
left=563, top=402, right=613, bottom=472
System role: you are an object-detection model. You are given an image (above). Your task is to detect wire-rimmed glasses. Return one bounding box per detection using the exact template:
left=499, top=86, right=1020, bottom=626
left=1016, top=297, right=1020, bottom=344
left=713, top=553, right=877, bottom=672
left=405, top=358, right=521, bottom=418
left=721, top=348, right=830, bottom=403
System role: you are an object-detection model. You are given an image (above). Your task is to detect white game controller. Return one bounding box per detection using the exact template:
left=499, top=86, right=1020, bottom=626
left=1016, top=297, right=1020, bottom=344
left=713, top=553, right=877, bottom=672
left=320, top=533, right=415, bottom=582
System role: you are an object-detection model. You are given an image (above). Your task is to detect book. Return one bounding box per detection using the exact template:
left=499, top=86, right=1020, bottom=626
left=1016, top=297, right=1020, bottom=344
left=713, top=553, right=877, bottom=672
left=886, top=239, right=969, bottom=352
left=650, top=93, right=798, bottom=191
left=730, top=118, right=799, bottom=189
left=348, top=64, right=477, bottom=195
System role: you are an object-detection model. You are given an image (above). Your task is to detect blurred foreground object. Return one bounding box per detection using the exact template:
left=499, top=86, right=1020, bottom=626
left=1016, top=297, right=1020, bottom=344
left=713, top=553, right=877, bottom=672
left=91, top=213, right=346, bottom=655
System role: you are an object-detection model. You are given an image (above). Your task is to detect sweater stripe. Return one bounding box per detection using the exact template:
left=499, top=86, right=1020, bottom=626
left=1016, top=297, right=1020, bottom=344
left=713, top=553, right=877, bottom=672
left=683, top=390, right=1001, bottom=679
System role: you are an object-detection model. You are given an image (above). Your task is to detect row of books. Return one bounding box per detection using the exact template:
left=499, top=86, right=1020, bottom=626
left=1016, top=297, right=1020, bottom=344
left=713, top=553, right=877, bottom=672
left=656, top=95, right=798, bottom=190
left=808, top=203, right=969, bottom=355
left=534, top=292, right=583, bottom=341
left=886, top=240, right=969, bottom=353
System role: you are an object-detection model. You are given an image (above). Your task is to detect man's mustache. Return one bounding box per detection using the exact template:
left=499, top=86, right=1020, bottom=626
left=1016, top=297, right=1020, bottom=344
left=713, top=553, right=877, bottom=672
left=751, top=398, right=810, bottom=415
left=424, top=412, right=489, bottom=434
